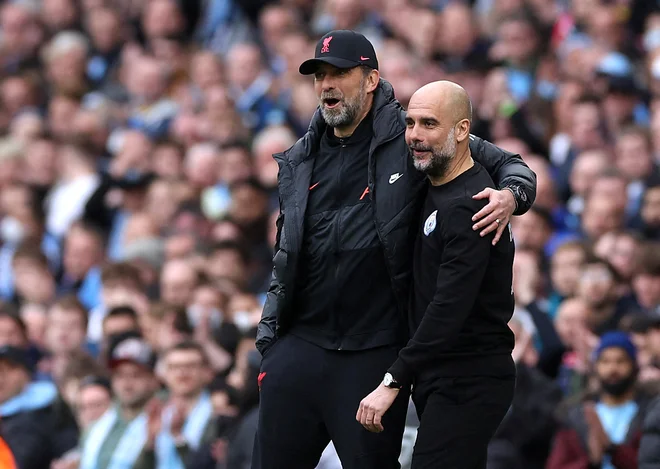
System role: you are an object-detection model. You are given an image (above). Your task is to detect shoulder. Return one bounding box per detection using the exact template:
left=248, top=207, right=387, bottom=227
left=642, top=395, right=660, bottom=429
left=433, top=195, right=483, bottom=237
left=469, top=135, right=515, bottom=160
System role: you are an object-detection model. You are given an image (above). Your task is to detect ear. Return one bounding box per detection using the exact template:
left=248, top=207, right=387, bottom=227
left=366, top=69, right=380, bottom=93
left=455, top=119, right=471, bottom=143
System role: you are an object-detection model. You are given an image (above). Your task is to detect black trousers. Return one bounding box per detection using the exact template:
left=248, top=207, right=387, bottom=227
left=410, top=373, right=516, bottom=469
left=252, top=334, right=410, bottom=469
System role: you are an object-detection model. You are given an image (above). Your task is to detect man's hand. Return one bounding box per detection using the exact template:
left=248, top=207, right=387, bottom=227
left=585, top=403, right=610, bottom=446
left=356, top=383, right=399, bottom=433
left=170, top=401, right=187, bottom=438
left=145, top=398, right=164, bottom=449
left=584, top=402, right=610, bottom=463
left=471, top=188, right=516, bottom=245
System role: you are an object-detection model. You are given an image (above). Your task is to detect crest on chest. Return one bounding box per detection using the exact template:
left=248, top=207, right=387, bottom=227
left=423, top=210, right=438, bottom=236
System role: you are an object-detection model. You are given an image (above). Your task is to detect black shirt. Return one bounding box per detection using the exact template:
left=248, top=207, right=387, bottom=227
left=291, top=114, right=403, bottom=350
left=388, top=162, right=516, bottom=385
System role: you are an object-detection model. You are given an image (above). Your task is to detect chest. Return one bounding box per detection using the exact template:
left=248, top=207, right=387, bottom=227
left=306, top=139, right=372, bottom=214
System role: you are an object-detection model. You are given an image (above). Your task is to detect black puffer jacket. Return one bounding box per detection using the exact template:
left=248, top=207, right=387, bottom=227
left=256, top=79, right=537, bottom=354
left=640, top=395, right=660, bottom=469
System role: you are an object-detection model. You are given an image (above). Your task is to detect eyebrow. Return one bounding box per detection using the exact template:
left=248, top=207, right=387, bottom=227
left=405, top=116, right=439, bottom=124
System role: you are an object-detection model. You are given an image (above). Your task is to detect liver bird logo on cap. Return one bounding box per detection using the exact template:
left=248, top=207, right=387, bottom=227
left=321, top=36, right=333, bottom=53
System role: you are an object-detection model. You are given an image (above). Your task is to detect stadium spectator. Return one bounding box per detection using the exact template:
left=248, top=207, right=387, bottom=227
left=547, top=332, right=649, bottom=469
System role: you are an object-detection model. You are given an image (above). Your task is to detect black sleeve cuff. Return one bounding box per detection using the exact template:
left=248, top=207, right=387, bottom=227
left=387, top=357, right=414, bottom=388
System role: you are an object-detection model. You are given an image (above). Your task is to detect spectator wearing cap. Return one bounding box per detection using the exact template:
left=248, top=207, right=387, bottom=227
left=0, top=345, right=78, bottom=469
left=595, top=53, right=650, bottom=135
left=547, top=332, right=649, bottom=469
left=85, top=130, right=155, bottom=258
left=79, top=332, right=159, bottom=469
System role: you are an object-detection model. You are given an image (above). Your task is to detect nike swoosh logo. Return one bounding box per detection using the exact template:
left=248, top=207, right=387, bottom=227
left=309, top=182, right=319, bottom=190
left=389, top=173, right=403, bottom=184
left=360, top=56, right=370, bottom=61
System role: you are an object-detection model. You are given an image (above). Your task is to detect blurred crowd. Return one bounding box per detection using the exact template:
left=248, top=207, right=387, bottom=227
left=1, top=0, right=660, bottom=468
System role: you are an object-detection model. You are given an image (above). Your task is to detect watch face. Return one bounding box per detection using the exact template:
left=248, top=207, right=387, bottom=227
left=384, top=374, right=393, bottom=386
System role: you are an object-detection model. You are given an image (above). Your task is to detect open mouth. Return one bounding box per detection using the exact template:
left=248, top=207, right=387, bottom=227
left=411, top=148, right=431, bottom=157
left=323, top=98, right=341, bottom=108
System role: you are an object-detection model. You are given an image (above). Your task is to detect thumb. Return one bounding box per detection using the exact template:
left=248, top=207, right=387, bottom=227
left=472, top=188, right=493, bottom=199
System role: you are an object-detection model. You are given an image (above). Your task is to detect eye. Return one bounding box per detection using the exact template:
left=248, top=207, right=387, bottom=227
left=424, top=121, right=435, bottom=128
left=314, top=72, right=325, bottom=80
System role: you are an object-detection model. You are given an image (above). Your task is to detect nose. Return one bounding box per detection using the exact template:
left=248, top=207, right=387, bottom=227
left=406, top=123, right=421, bottom=145
left=319, top=76, right=335, bottom=93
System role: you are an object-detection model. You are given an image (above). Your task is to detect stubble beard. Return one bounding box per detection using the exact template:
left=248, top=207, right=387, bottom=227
left=320, top=77, right=368, bottom=129
left=410, top=127, right=457, bottom=179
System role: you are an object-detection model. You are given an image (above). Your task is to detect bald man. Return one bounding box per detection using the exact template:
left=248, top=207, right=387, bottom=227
left=358, top=81, right=517, bottom=468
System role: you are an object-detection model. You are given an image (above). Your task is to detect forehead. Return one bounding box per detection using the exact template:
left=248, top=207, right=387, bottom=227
left=166, top=348, right=203, bottom=362
left=406, top=96, right=443, bottom=121
left=598, top=347, right=630, bottom=361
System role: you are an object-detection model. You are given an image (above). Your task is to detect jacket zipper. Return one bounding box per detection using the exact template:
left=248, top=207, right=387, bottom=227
left=335, top=138, right=346, bottom=350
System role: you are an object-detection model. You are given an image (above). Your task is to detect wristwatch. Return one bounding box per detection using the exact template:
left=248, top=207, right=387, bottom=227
left=383, top=372, right=402, bottom=389
left=504, top=185, right=526, bottom=211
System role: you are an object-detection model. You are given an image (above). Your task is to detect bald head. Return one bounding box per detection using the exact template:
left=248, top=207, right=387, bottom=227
left=406, top=81, right=473, bottom=181
left=410, top=81, right=473, bottom=125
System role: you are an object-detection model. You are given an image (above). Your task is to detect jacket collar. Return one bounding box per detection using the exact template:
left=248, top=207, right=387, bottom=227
left=287, top=79, right=404, bottom=166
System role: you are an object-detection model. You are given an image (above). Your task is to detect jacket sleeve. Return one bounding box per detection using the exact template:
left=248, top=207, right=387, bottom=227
left=4, top=422, right=53, bottom=469
left=610, top=434, right=640, bottom=469
left=639, top=398, right=660, bottom=469
left=470, top=137, right=537, bottom=216
left=255, top=210, right=284, bottom=356
left=545, top=428, right=589, bottom=469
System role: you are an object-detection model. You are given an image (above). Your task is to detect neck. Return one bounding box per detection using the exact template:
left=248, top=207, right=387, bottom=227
left=429, top=146, right=473, bottom=186
left=177, top=390, right=203, bottom=411
left=64, top=163, right=93, bottom=180
left=120, top=404, right=143, bottom=421
left=333, top=96, right=374, bottom=138
left=600, top=389, right=635, bottom=406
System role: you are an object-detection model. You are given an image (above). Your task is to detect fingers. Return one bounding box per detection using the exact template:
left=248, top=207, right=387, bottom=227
left=373, top=411, right=384, bottom=432
left=479, top=219, right=499, bottom=237
left=363, top=408, right=380, bottom=433
left=472, top=188, right=493, bottom=201
left=471, top=203, right=495, bottom=228
left=492, top=217, right=508, bottom=245
left=357, top=401, right=383, bottom=433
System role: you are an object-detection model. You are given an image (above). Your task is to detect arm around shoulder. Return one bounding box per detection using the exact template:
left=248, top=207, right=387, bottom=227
left=469, top=136, right=537, bottom=215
